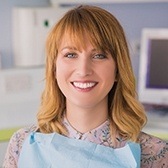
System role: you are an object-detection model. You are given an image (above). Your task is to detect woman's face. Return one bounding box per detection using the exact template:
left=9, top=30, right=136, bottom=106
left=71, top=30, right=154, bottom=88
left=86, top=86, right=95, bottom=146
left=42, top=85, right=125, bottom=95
left=56, top=34, right=117, bottom=110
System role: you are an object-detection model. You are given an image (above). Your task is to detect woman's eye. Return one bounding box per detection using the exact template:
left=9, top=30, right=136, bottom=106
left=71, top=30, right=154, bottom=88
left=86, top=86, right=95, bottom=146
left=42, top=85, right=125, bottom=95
left=65, top=53, right=77, bottom=58
left=93, top=54, right=107, bottom=59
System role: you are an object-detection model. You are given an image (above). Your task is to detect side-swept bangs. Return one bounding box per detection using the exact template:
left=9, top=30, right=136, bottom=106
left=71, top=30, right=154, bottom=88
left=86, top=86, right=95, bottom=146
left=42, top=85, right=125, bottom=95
left=49, top=5, right=125, bottom=61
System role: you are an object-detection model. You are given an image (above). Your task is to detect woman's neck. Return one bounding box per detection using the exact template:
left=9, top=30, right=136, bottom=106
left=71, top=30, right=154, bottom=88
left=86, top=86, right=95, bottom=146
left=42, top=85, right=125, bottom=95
left=65, top=104, right=109, bottom=133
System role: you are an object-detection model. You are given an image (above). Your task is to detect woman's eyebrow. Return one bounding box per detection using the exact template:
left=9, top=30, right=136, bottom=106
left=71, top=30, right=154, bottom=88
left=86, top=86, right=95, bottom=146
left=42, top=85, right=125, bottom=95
left=60, top=46, right=103, bottom=53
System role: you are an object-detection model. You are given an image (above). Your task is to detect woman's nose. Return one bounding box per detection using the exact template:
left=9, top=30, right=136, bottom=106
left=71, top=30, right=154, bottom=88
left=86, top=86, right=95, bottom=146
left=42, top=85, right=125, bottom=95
left=76, top=58, right=93, bottom=77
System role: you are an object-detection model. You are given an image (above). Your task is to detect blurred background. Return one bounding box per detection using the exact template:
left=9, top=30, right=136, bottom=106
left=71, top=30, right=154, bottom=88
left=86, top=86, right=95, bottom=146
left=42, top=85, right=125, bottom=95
left=0, top=0, right=168, bottom=166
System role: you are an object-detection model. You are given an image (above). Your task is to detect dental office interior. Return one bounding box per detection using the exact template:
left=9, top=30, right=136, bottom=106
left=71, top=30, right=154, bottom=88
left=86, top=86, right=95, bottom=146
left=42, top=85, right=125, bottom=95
left=0, top=0, right=168, bottom=166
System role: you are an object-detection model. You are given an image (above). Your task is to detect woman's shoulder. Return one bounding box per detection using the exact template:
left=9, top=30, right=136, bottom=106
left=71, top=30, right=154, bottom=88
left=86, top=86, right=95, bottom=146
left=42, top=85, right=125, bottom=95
left=9, top=124, right=38, bottom=152
left=139, top=131, right=168, bottom=167
left=3, top=125, right=38, bottom=168
left=10, top=125, right=38, bottom=144
left=14, top=125, right=38, bottom=137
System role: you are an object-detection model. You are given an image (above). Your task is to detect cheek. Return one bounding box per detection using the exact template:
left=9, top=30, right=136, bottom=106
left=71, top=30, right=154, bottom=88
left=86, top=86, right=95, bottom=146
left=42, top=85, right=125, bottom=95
left=55, top=61, right=64, bottom=86
left=55, top=60, right=71, bottom=91
left=101, top=64, right=116, bottom=80
left=56, top=59, right=67, bottom=78
left=55, top=66, right=66, bottom=96
left=103, top=66, right=117, bottom=90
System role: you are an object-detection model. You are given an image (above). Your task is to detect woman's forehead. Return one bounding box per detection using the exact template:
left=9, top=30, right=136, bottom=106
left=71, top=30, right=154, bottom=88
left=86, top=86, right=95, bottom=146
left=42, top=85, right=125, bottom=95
left=58, top=32, right=96, bottom=50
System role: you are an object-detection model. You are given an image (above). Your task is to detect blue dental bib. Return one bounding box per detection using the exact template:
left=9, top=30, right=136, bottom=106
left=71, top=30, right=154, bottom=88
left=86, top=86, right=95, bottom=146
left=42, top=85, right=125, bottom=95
left=18, top=132, right=141, bottom=168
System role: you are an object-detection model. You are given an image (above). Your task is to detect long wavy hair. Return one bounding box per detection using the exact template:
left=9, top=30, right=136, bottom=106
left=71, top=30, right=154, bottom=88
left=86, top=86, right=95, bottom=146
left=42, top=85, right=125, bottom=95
left=37, top=5, right=147, bottom=142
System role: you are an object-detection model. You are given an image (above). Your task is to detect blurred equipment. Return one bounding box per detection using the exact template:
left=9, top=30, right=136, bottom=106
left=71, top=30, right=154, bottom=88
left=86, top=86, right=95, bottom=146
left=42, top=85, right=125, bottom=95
left=138, top=28, right=168, bottom=106
left=13, top=6, right=71, bottom=67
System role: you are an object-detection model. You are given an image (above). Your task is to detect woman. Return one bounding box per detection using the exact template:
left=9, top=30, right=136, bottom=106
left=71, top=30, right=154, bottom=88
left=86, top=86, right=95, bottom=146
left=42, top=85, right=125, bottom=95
left=3, top=5, right=168, bottom=168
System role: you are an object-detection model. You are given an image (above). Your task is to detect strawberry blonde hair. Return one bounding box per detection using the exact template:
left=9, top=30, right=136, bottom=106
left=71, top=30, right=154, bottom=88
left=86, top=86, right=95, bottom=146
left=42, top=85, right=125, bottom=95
left=37, top=5, right=147, bottom=142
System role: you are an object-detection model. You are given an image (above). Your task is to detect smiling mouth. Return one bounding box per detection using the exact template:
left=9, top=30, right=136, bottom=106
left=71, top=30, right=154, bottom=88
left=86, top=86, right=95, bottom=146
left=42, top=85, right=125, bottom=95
left=72, top=82, right=97, bottom=89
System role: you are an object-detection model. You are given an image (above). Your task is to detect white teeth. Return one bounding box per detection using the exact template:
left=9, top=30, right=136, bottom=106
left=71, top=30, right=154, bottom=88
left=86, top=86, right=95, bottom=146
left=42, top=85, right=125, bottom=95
left=73, top=82, right=96, bottom=89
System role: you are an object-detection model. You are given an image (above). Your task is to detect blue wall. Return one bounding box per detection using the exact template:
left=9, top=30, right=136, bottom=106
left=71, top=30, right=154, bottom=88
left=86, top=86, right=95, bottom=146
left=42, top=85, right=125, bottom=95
left=0, top=1, right=168, bottom=80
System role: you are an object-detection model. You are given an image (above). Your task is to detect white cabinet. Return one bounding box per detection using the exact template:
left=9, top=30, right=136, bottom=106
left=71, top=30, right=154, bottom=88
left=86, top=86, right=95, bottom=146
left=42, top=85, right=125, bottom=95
left=13, top=6, right=71, bottom=67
